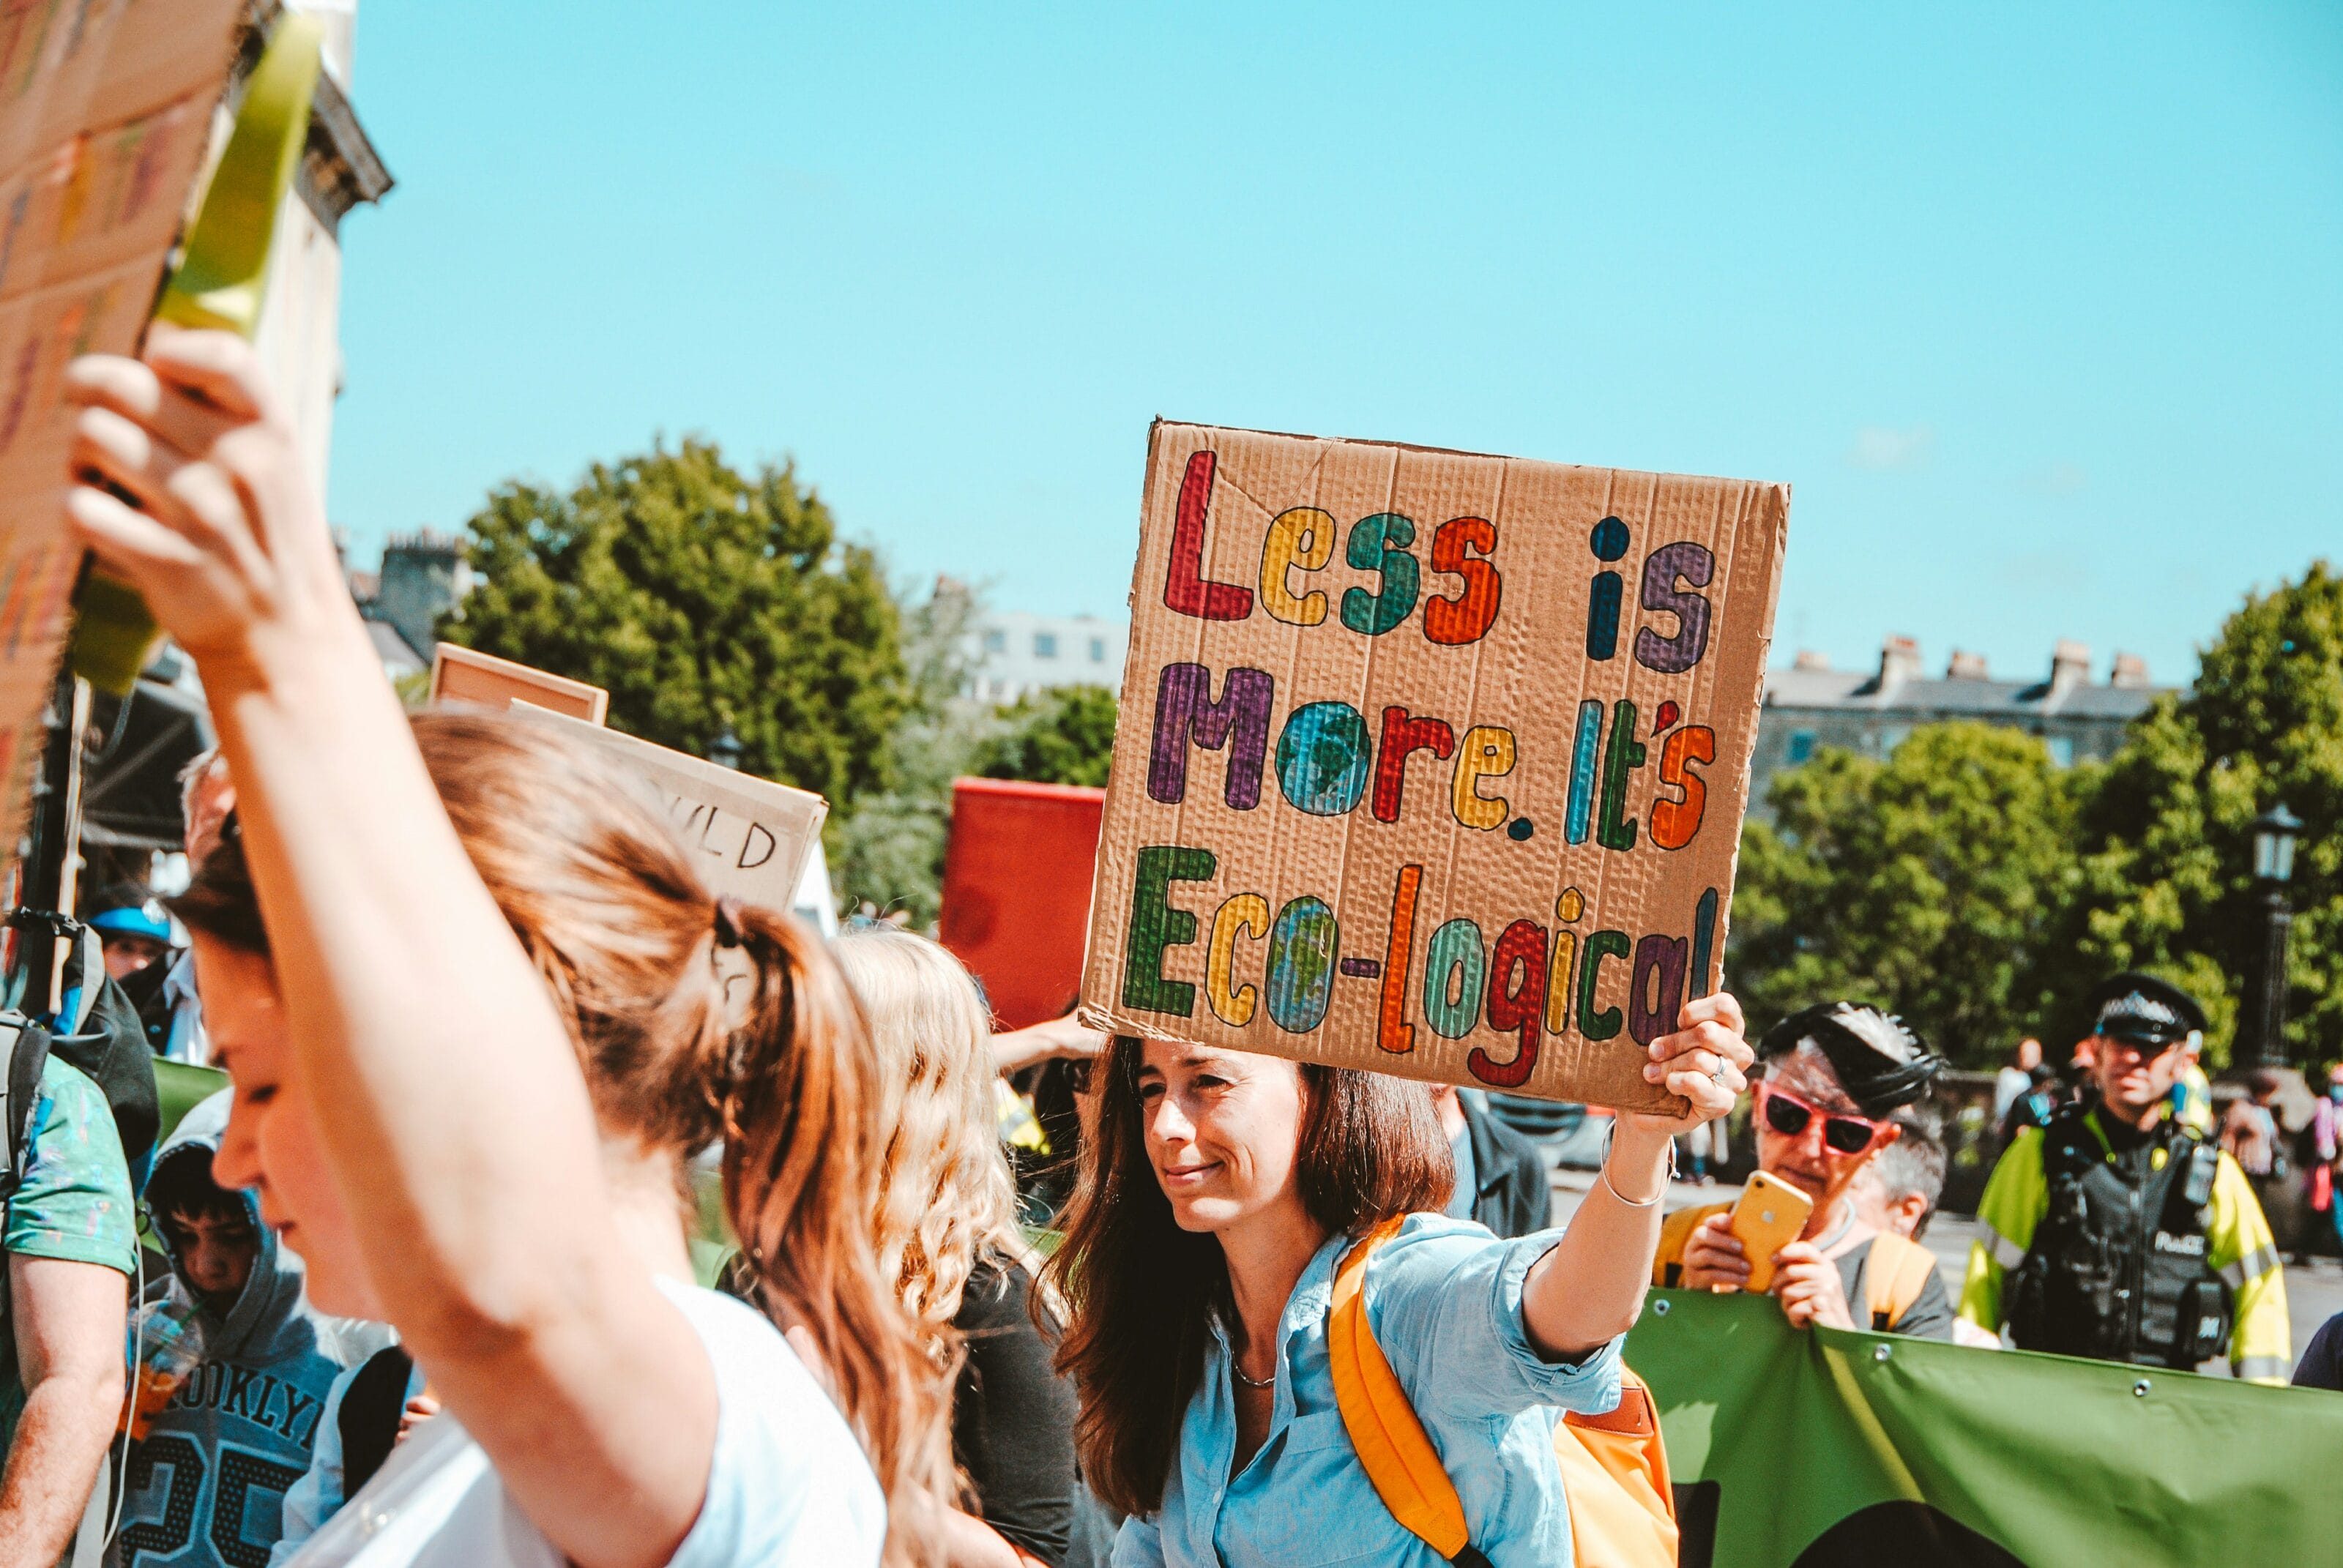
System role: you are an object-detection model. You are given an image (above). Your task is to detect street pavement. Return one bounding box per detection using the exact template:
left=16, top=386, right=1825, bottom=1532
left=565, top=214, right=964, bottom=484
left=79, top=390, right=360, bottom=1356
left=1549, top=1169, right=2342, bottom=1379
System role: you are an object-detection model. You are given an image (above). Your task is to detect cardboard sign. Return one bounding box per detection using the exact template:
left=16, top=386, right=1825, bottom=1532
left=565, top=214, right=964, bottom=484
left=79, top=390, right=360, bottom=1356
left=1079, top=422, right=1789, bottom=1110
left=528, top=709, right=827, bottom=915
left=431, top=642, right=609, bottom=724
left=939, top=777, right=1106, bottom=1031
left=0, top=0, right=250, bottom=886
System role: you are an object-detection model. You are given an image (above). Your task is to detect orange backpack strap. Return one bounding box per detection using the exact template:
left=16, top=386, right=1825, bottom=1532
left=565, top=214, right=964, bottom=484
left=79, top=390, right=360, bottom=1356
left=1863, top=1231, right=1940, bottom=1331
left=1328, top=1217, right=1680, bottom=1568
left=1327, top=1217, right=1483, bottom=1565
left=1653, top=1202, right=1729, bottom=1288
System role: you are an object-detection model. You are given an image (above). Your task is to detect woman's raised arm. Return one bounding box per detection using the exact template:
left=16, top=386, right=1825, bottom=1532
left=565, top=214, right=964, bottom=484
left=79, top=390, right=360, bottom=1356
left=1519, top=993, right=1750, bottom=1362
left=64, top=327, right=715, bottom=1568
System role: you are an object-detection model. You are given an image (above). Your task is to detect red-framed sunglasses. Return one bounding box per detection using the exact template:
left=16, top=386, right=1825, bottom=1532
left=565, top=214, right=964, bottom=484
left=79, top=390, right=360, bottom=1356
left=1757, top=1081, right=1892, bottom=1157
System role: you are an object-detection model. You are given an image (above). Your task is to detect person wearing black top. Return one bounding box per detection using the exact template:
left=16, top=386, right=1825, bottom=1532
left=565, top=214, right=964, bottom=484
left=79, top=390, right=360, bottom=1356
left=838, top=929, right=1081, bottom=1567
left=1431, top=1083, right=1553, bottom=1239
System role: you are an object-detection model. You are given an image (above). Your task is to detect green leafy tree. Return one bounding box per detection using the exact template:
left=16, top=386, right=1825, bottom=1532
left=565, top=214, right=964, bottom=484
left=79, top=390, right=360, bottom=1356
left=1729, top=723, right=2087, bottom=1067
left=441, top=438, right=906, bottom=807
left=828, top=578, right=997, bottom=925
left=2037, top=561, right=2343, bottom=1065
left=974, top=685, right=1119, bottom=788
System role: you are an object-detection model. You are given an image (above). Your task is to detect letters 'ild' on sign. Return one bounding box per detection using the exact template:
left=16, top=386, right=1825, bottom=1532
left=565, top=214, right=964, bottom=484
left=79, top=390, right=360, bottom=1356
left=1079, top=422, right=1789, bottom=1113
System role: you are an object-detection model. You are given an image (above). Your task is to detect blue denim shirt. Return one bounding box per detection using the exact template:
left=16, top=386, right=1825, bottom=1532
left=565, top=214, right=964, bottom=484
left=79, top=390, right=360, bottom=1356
left=1111, top=1214, right=1623, bottom=1568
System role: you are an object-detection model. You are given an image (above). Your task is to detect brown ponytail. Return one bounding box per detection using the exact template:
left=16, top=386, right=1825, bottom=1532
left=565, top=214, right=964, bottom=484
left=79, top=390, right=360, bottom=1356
left=716, top=902, right=954, bottom=1561
left=174, top=711, right=953, bottom=1564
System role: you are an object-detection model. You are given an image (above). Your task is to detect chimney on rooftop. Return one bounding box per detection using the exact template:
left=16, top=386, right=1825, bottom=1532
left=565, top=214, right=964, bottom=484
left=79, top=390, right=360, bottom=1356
left=2109, top=651, right=2150, bottom=689
left=1947, top=649, right=1988, bottom=680
left=2048, top=639, right=2090, bottom=696
left=1877, top=635, right=1921, bottom=690
left=1792, top=649, right=1831, bottom=672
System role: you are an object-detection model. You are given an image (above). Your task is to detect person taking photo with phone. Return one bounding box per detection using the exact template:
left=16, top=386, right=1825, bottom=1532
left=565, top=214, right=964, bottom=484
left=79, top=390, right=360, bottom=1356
left=1658, top=1002, right=1955, bottom=1339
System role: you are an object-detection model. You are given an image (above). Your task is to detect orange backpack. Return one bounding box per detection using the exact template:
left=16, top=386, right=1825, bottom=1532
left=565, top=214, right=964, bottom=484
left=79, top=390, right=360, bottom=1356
left=1327, top=1218, right=1679, bottom=1568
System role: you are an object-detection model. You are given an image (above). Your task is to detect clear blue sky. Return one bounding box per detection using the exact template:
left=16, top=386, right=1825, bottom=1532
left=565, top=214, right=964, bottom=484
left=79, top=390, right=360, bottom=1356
left=327, top=2, right=2342, bottom=688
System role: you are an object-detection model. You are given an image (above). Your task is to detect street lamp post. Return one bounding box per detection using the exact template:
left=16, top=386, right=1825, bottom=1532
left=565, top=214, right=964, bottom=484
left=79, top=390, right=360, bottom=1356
left=708, top=725, right=745, bottom=772
left=2246, top=804, right=2303, bottom=1069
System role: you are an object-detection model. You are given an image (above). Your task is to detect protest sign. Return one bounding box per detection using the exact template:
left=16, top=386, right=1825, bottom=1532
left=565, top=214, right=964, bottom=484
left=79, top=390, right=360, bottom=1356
left=939, top=777, right=1105, bottom=1030
left=529, top=709, right=826, bottom=914
left=431, top=641, right=610, bottom=723
left=1079, top=422, right=1788, bottom=1110
left=0, top=0, right=249, bottom=889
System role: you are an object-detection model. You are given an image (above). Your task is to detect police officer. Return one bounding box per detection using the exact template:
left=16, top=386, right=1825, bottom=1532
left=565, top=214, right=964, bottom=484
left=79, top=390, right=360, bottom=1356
left=1958, top=973, right=2291, bottom=1383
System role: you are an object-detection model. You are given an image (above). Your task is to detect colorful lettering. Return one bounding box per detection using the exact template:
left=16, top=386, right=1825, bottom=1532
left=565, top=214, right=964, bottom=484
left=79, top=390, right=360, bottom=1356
left=1689, top=886, right=1719, bottom=996
left=1577, top=929, right=1630, bottom=1042
left=1565, top=700, right=1602, bottom=844
left=1259, top=506, right=1336, bottom=626
left=1123, top=845, right=1216, bottom=1015
left=1147, top=662, right=1273, bottom=809
left=1340, top=512, right=1419, bottom=636
left=1596, top=700, right=1645, bottom=852
left=1450, top=725, right=1516, bottom=830
left=1377, top=865, right=1423, bottom=1054
left=1545, top=887, right=1583, bottom=1035
left=1163, top=450, right=1254, bottom=621
left=1205, top=893, right=1269, bottom=1026
left=1634, top=541, right=1716, bottom=673
left=1628, top=933, right=1688, bottom=1046
left=1586, top=516, right=1629, bottom=659
left=1423, top=515, right=1501, bottom=645
left=1422, top=919, right=1486, bottom=1040
left=1472, top=919, right=1548, bottom=1088
left=1372, top=706, right=1455, bottom=823
left=1650, top=725, right=1714, bottom=850
left=1274, top=701, right=1373, bottom=816
left=1266, top=896, right=1338, bottom=1033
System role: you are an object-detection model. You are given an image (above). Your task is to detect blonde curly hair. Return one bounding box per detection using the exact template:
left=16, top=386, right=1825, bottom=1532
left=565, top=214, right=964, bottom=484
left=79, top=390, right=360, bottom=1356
left=834, top=927, right=1028, bottom=1340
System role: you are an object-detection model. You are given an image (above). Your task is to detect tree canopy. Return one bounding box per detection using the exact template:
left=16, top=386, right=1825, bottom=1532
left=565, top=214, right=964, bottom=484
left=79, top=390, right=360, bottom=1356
left=2040, top=561, right=2343, bottom=1063
left=441, top=439, right=907, bottom=808
left=1729, top=723, right=2087, bottom=1066
left=974, top=685, right=1119, bottom=788
left=1732, top=560, right=2343, bottom=1070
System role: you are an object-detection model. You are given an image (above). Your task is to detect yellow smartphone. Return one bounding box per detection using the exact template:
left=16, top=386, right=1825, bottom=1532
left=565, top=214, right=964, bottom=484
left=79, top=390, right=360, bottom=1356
left=1728, top=1171, right=1814, bottom=1294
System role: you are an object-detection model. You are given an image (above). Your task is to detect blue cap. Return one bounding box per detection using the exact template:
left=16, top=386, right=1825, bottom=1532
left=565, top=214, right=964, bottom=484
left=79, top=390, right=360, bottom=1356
left=89, top=900, right=174, bottom=945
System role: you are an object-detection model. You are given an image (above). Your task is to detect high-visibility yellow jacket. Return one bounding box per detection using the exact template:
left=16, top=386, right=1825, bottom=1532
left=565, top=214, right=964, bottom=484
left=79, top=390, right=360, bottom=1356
left=1959, top=1108, right=2290, bottom=1384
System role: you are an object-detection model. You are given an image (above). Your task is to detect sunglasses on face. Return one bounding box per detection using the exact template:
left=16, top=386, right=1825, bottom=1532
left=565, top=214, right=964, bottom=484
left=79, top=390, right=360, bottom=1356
left=1757, top=1081, right=1890, bottom=1157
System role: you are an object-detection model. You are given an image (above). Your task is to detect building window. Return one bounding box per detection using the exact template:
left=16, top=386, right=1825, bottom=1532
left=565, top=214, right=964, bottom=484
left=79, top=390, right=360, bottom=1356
left=2046, top=734, right=2076, bottom=768
left=1787, top=730, right=1817, bottom=765
left=982, top=629, right=1006, bottom=654
left=1089, top=637, right=1106, bottom=662
left=1035, top=632, right=1058, bottom=659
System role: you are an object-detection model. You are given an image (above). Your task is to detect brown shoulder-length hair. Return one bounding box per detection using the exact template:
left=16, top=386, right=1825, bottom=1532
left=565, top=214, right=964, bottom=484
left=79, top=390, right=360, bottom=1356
left=172, top=711, right=950, bottom=1565
left=1039, top=1037, right=1450, bottom=1517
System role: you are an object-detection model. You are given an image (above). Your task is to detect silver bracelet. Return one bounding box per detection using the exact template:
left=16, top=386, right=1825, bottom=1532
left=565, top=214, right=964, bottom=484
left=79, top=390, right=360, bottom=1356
left=1597, top=1120, right=1675, bottom=1208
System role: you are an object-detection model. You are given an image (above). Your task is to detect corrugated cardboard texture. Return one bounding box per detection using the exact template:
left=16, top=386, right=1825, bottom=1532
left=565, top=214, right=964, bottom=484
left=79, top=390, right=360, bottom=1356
left=431, top=642, right=611, bottom=724
left=529, top=709, right=827, bottom=914
left=1080, top=422, right=1788, bottom=1112
left=0, top=0, right=249, bottom=892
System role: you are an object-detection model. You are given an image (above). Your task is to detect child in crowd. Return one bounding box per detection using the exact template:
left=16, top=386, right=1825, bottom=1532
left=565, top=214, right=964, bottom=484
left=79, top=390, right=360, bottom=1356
left=113, top=1092, right=351, bottom=1568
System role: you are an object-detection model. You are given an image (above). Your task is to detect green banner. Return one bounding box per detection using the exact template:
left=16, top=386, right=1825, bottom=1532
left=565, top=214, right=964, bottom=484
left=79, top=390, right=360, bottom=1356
left=1627, top=1289, right=2342, bottom=1567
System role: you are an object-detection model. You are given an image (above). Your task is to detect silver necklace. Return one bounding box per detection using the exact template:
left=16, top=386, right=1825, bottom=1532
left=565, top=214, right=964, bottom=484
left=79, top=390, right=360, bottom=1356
left=1231, top=1360, right=1275, bottom=1390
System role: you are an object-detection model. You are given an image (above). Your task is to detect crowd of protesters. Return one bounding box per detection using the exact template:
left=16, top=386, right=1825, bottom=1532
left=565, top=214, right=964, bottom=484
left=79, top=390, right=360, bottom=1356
left=0, top=326, right=2335, bottom=1566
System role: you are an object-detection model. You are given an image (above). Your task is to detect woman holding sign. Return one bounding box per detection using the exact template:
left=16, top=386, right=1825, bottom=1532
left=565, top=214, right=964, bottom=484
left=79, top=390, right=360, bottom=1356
left=62, top=328, right=945, bottom=1567
left=1040, top=1006, right=1749, bottom=1567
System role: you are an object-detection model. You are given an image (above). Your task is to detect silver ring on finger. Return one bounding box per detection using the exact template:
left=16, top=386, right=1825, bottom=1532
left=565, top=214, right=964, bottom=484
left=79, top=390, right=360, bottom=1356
left=1708, top=1056, right=1729, bottom=1088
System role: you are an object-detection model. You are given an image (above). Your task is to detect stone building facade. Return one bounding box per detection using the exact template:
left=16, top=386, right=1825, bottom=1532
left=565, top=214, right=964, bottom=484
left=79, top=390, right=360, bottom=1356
left=1747, top=636, right=2169, bottom=815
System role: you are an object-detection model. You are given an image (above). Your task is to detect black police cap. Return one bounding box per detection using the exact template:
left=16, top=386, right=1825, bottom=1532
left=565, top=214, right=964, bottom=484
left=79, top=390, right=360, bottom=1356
left=2084, top=971, right=2207, bottom=1048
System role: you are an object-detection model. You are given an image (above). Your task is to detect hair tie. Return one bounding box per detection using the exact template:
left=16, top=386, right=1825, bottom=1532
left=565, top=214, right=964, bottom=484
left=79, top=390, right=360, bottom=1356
left=713, top=895, right=746, bottom=949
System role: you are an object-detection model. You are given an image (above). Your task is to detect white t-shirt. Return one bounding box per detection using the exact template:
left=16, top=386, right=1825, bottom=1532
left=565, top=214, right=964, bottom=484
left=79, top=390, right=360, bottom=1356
left=283, top=1278, right=886, bottom=1567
